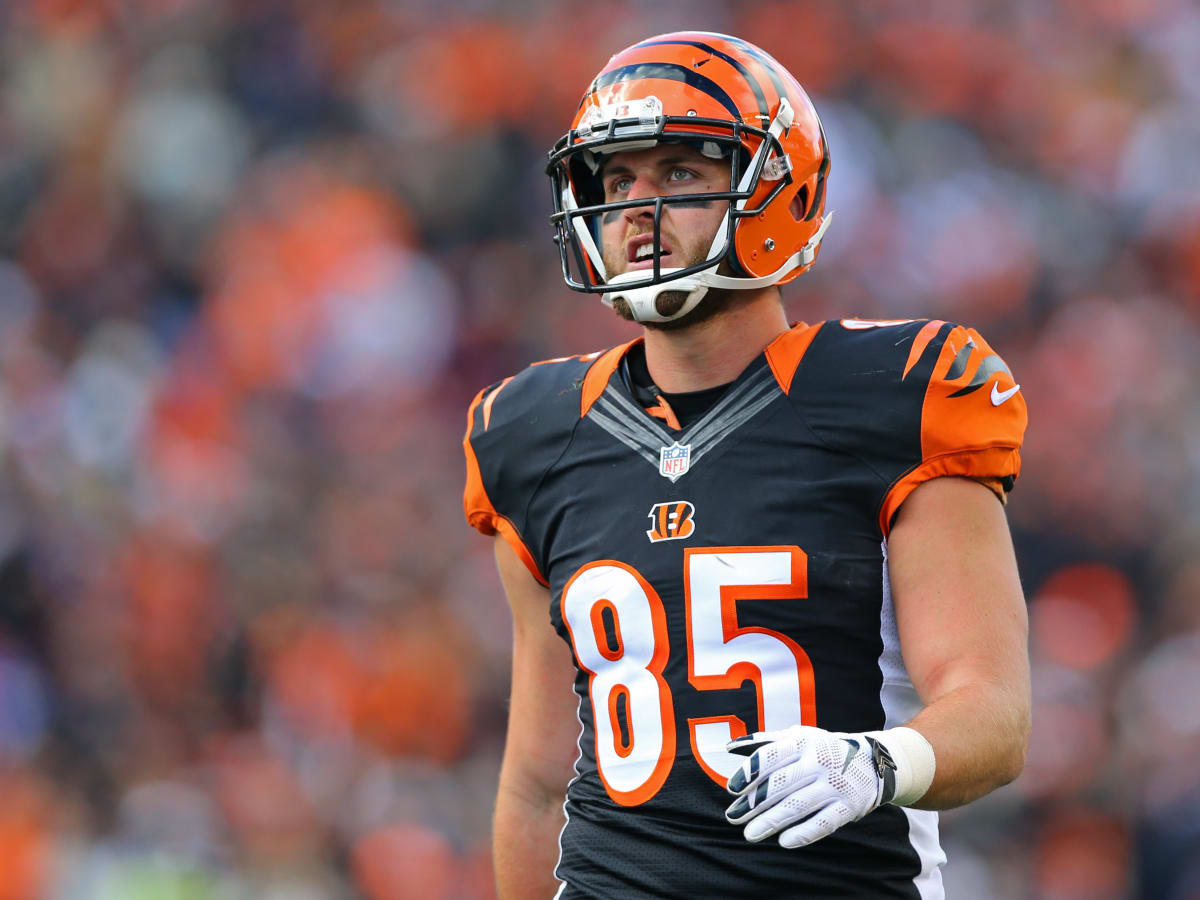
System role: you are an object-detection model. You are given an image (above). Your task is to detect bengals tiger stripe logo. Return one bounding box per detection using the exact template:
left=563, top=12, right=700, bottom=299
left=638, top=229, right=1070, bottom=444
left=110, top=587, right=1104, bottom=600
left=646, top=501, right=696, bottom=543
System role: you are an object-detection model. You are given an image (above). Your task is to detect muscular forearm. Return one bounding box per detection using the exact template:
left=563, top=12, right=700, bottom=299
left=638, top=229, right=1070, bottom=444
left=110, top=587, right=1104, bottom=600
left=905, top=677, right=1030, bottom=810
left=494, top=778, right=566, bottom=899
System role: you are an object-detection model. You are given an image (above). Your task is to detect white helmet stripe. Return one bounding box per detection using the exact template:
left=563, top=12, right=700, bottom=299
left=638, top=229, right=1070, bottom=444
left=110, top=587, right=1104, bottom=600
left=562, top=186, right=608, bottom=280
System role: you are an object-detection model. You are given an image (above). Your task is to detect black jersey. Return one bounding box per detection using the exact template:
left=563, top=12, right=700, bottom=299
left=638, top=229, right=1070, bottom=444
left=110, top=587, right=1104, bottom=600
left=464, top=319, right=1026, bottom=899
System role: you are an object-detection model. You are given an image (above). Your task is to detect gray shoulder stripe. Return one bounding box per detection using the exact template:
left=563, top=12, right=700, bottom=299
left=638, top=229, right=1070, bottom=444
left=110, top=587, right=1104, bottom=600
left=685, top=381, right=775, bottom=446
left=947, top=354, right=1013, bottom=398
left=678, top=379, right=751, bottom=442
left=680, top=369, right=775, bottom=442
left=689, top=387, right=780, bottom=465
left=598, top=386, right=671, bottom=439
left=684, top=376, right=776, bottom=446
left=585, top=365, right=782, bottom=477
left=944, top=338, right=975, bottom=382
left=592, top=400, right=660, bottom=451
left=693, top=381, right=778, bottom=447
left=595, top=393, right=669, bottom=448
left=587, top=408, right=660, bottom=465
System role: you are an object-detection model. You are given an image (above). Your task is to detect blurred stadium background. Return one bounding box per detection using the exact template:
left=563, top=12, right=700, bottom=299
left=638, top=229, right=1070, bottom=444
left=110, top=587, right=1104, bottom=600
left=0, top=0, right=1197, bottom=897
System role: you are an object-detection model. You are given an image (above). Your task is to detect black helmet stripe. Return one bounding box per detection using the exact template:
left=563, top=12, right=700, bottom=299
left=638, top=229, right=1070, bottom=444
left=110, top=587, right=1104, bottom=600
left=592, top=63, right=742, bottom=120
left=718, top=34, right=832, bottom=203
left=805, top=120, right=831, bottom=222
left=721, top=36, right=790, bottom=108
left=636, top=40, right=769, bottom=118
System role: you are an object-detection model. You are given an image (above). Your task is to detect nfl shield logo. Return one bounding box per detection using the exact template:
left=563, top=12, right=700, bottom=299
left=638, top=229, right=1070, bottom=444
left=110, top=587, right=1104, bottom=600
left=658, top=442, right=691, bottom=481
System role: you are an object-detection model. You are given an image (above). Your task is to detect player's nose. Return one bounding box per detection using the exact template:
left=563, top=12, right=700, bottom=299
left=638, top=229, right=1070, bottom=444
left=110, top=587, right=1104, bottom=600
left=622, top=174, right=658, bottom=223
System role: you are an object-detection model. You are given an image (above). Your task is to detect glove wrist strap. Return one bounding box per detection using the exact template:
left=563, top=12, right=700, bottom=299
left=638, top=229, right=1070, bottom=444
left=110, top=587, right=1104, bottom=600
left=866, top=726, right=936, bottom=807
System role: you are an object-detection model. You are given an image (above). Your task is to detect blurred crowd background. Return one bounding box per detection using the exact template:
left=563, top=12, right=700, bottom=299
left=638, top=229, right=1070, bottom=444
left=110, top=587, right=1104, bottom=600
left=0, top=0, right=1197, bottom=897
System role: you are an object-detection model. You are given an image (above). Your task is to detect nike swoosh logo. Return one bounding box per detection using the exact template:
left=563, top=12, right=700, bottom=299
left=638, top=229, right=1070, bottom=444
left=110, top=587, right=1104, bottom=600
left=840, top=739, right=860, bottom=774
left=991, top=383, right=1021, bottom=406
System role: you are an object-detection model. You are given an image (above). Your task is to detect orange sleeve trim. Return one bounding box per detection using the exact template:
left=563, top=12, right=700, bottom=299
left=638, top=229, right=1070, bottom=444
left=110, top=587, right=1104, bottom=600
left=974, top=476, right=1008, bottom=503
left=878, top=445, right=1022, bottom=537
left=902, top=320, right=946, bottom=380
left=481, top=376, right=514, bottom=431
left=462, top=386, right=494, bottom=529
left=492, top=517, right=549, bottom=587
left=463, top=385, right=487, bottom=443
left=580, top=338, right=640, bottom=418
left=764, top=321, right=819, bottom=394
left=462, top=389, right=548, bottom=585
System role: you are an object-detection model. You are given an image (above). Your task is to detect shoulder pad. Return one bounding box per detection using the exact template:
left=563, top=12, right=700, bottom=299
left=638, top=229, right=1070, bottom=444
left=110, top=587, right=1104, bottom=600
left=462, top=349, right=614, bottom=584
left=791, top=319, right=1027, bottom=535
left=886, top=321, right=1026, bottom=532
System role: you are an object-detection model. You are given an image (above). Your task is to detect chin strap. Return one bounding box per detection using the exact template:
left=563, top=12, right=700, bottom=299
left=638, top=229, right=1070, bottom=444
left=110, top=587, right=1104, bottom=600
left=602, top=211, right=833, bottom=323
left=602, top=268, right=713, bottom=323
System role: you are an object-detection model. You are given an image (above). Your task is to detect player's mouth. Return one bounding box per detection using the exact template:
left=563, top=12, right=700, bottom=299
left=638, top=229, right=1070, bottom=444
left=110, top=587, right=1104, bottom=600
left=626, top=234, right=673, bottom=270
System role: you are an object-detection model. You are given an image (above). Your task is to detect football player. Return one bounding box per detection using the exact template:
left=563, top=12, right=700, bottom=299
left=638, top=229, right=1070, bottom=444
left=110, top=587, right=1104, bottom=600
left=465, top=31, right=1030, bottom=898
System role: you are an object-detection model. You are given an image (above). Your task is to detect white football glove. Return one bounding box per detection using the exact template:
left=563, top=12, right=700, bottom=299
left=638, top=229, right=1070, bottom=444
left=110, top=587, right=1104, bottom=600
left=723, top=725, right=934, bottom=849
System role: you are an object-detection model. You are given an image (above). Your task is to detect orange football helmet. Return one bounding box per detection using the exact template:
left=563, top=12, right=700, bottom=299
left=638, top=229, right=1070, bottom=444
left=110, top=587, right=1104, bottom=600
left=548, top=31, right=832, bottom=322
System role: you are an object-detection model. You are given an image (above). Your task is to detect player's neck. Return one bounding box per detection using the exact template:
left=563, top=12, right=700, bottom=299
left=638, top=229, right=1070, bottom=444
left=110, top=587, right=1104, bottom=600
left=641, top=289, right=790, bottom=393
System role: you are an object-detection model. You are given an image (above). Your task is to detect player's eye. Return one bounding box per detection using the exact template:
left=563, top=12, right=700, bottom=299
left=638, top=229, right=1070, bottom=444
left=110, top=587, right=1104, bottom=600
left=608, top=175, right=633, bottom=196
left=667, top=167, right=697, bottom=183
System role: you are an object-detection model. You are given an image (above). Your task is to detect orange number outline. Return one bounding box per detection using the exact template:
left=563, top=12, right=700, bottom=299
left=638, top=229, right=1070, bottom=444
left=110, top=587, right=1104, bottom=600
left=561, top=560, right=677, bottom=807
left=684, top=546, right=816, bottom=787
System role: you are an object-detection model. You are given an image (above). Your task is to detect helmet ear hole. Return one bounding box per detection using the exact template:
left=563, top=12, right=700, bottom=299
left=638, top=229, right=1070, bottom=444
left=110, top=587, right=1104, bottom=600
left=569, top=158, right=605, bottom=208
left=789, top=185, right=809, bottom=223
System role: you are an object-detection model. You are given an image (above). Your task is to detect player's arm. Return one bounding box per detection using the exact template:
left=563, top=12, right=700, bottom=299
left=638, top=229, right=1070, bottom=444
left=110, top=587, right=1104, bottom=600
left=492, top=536, right=581, bottom=900
left=724, top=475, right=1029, bottom=847
left=886, top=475, right=1031, bottom=809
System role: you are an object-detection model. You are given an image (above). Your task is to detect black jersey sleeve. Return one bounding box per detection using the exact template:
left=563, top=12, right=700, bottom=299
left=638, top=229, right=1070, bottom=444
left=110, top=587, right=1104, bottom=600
left=463, top=348, right=619, bottom=584
left=786, top=319, right=1027, bottom=537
